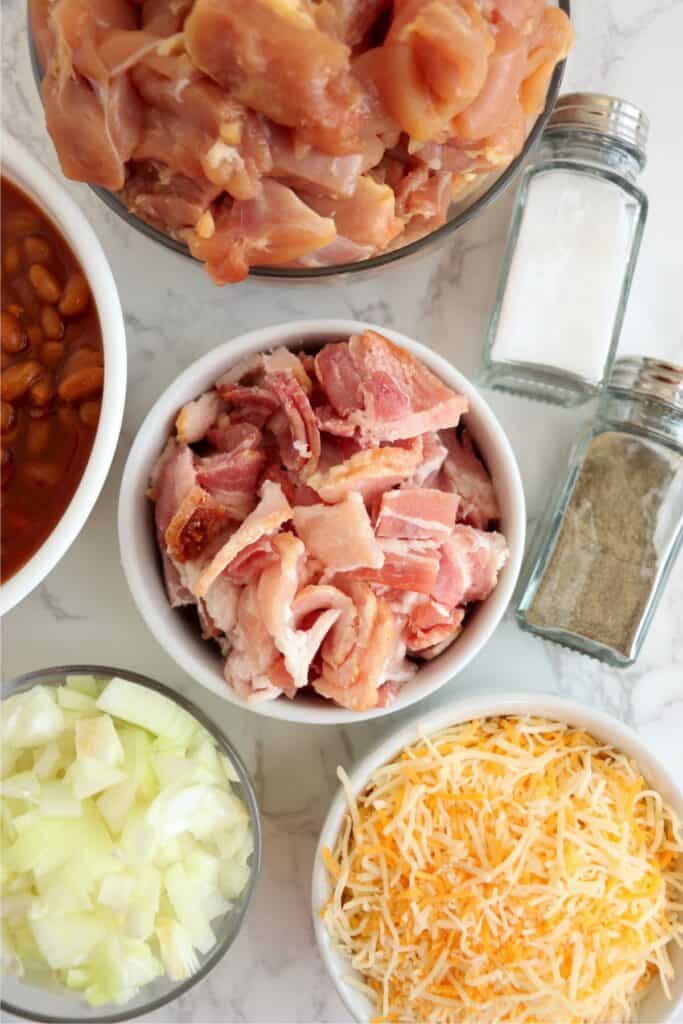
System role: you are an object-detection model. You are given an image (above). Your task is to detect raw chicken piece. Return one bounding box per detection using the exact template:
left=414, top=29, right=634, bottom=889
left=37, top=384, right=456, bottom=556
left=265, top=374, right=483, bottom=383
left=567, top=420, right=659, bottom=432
left=314, top=580, right=396, bottom=710
left=307, top=439, right=424, bottom=503
left=269, top=128, right=364, bottom=199
left=493, top=0, right=544, bottom=34
left=406, top=600, right=465, bottom=651
left=368, top=0, right=494, bottom=142
left=265, top=365, right=321, bottom=478
left=314, top=330, right=468, bottom=442
left=375, top=488, right=459, bottom=540
left=294, top=237, right=374, bottom=267
left=432, top=525, right=508, bottom=607
left=315, top=0, right=391, bottom=46
left=348, top=537, right=440, bottom=593
left=394, top=166, right=452, bottom=229
left=185, top=0, right=364, bottom=155
left=188, top=181, right=337, bottom=284
left=293, top=492, right=384, bottom=571
left=123, top=161, right=220, bottom=231
left=176, top=391, right=222, bottom=445
left=520, top=6, right=573, bottom=119
left=454, top=21, right=528, bottom=141
left=29, top=0, right=54, bottom=71
left=440, top=428, right=499, bottom=528
left=305, top=176, right=403, bottom=250
left=193, top=480, right=293, bottom=597
left=141, top=0, right=193, bottom=33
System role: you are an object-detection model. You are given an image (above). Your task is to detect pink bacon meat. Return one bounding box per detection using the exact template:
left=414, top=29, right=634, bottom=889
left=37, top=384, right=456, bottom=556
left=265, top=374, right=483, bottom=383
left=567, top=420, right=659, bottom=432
left=147, top=330, right=509, bottom=711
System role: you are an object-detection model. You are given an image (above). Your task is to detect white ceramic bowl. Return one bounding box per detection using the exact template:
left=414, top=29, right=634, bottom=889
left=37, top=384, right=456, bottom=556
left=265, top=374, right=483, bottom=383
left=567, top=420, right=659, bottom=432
left=0, top=136, right=126, bottom=615
left=312, top=693, right=683, bottom=1024
left=118, top=319, right=525, bottom=724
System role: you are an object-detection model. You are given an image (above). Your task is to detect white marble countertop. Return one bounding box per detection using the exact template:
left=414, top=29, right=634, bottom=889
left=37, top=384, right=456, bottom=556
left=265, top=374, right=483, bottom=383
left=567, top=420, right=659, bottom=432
left=2, top=0, right=683, bottom=1021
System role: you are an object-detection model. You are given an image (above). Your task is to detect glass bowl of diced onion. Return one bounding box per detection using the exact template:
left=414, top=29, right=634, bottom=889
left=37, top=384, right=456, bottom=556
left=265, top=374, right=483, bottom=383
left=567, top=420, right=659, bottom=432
left=1, top=664, right=262, bottom=1024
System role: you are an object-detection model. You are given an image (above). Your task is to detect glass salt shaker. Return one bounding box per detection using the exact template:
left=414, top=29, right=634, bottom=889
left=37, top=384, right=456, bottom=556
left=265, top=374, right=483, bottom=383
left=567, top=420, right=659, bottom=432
left=517, top=358, right=683, bottom=666
left=482, top=94, right=649, bottom=406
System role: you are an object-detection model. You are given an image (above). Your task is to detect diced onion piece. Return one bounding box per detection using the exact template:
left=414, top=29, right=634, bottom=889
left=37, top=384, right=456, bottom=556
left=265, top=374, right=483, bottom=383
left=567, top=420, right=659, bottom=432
left=33, top=742, right=62, bottom=780
left=75, top=716, right=124, bottom=767
left=98, top=873, right=134, bottom=911
left=39, top=781, right=82, bottom=818
left=155, top=917, right=199, bottom=982
left=163, top=863, right=215, bottom=954
left=2, top=688, right=64, bottom=748
left=96, top=678, right=197, bottom=745
left=57, top=687, right=97, bottom=712
left=96, top=780, right=136, bottom=834
left=65, top=674, right=101, bottom=698
left=1, top=771, right=40, bottom=804
left=67, top=757, right=127, bottom=800
left=30, top=911, right=107, bottom=969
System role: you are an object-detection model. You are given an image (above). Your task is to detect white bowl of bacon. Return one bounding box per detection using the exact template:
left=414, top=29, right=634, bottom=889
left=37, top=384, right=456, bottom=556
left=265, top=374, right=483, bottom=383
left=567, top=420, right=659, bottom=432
left=118, top=320, right=525, bottom=723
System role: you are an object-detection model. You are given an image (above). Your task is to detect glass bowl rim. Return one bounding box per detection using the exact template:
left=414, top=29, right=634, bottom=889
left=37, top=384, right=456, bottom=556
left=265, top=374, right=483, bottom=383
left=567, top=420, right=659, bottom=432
left=27, top=0, right=570, bottom=280
left=0, top=663, right=263, bottom=1024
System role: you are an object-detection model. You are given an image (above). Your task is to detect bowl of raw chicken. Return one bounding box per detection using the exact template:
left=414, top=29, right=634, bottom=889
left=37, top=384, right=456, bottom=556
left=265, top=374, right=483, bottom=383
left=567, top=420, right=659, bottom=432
left=118, top=320, right=526, bottom=723
left=29, top=0, right=572, bottom=284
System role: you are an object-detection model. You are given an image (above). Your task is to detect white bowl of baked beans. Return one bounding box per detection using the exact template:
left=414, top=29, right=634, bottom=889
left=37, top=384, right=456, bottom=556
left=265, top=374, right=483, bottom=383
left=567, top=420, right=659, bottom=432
left=0, top=135, right=126, bottom=614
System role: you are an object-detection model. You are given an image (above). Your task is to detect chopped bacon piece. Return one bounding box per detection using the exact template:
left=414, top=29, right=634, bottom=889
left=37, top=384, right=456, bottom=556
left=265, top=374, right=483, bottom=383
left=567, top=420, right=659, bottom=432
left=314, top=331, right=467, bottom=442
left=224, top=581, right=286, bottom=703
left=203, top=574, right=240, bottom=636
left=440, top=428, right=500, bottom=528
left=164, top=485, right=234, bottom=564
left=196, top=448, right=266, bottom=494
left=348, top=537, right=440, bottom=594
left=150, top=440, right=197, bottom=606
left=314, top=580, right=396, bottom=711
left=293, top=492, right=384, bottom=571
left=406, top=600, right=465, bottom=652
left=176, top=390, right=222, bottom=445
left=225, top=537, right=278, bottom=585
left=375, top=488, right=459, bottom=540
left=206, top=421, right=262, bottom=454
left=193, top=480, right=293, bottom=597
left=217, top=383, right=280, bottom=426
left=409, top=431, right=448, bottom=487
left=432, top=525, right=508, bottom=608
left=265, top=367, right=321, bottom=478
left=307, top=438, right=423, bottom=503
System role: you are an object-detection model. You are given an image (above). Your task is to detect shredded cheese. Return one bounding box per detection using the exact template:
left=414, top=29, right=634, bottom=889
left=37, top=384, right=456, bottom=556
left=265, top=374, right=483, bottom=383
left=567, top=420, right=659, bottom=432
left=322, top=716, right=683, bottom=1023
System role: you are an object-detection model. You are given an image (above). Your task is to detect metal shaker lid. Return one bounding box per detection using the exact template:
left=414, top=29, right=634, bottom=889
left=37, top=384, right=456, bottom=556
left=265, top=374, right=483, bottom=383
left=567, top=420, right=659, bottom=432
left=608, top=357, right=683, bottom=414
left=547, top=93, right=649, bottom=166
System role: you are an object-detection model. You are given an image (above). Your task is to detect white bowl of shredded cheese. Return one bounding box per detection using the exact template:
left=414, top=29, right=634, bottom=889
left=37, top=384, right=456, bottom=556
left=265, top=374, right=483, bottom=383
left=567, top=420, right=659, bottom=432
left=312, top=693, right=683, bottom=1024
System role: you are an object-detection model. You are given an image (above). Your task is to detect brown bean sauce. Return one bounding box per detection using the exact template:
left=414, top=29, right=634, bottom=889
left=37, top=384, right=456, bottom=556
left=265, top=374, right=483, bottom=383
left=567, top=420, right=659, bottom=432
left=1, top=176, right=104, bottom=582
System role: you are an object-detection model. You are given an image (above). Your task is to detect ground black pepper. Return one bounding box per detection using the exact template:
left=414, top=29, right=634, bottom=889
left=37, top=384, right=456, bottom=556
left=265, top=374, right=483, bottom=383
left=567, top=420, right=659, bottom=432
left=526, top=430, right=677, bottom=658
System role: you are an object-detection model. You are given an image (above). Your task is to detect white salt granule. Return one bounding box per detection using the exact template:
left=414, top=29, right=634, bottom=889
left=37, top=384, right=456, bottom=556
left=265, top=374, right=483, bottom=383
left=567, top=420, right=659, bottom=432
left=491, top=171, right=636, bottom=381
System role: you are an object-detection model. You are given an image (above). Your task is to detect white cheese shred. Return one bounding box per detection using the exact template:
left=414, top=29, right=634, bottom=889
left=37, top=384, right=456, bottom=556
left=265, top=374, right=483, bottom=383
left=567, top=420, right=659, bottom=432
left=321, top=716, right=683, bottom=1024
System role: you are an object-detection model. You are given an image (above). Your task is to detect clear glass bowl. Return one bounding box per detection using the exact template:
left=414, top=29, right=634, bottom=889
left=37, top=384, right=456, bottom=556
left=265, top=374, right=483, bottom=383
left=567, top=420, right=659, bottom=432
left=1, top=664, right=262, bottom=1024
left=27, top=1, right=570, bottom=280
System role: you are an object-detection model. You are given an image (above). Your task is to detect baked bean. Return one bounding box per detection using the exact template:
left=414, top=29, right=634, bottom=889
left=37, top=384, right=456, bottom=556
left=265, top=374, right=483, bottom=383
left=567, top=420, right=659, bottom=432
left=58, top=365, right=104, bottom=403
left=1, top=449, right=15, bottom=488
left=5, top=209, right=39, bottom=234
left=3, top=244, right=21, bottom=275
left=27, top=324, right=45, bottom=348
left=1, top=402, right=15, bottom=433
left=41, top=306, right=64, bottom=340
left=23, top=236, right=51, bottom=265
left=1, top=360, right=43, bottom=401
left=40, top=341, right=65, bottom=369
left=79, top=399, right=101, bottom=429
left=29, top=374, right=55, bottom=408
left=13, top=277, right=41, bottom=320
left=26, top=418, right=53, bottom=458
left=28, top=264, right=62, bottom=304
left=63, top=346, right=103, bottom=373
left=21, top=461, right=61, bottom=488
left=1, top=353, right=10, bottom=369
left=59, top=272, right=90, bottom=317
left=26, top=406, right=51, bottom=420
left=1, top=311, right=28, bottom=354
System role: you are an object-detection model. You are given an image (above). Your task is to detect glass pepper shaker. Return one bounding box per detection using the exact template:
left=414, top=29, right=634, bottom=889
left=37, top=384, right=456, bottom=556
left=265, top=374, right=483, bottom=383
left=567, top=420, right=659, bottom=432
left=517, top=358, right=683, bottom=666
left=482, top=94, right=649, bottom=406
